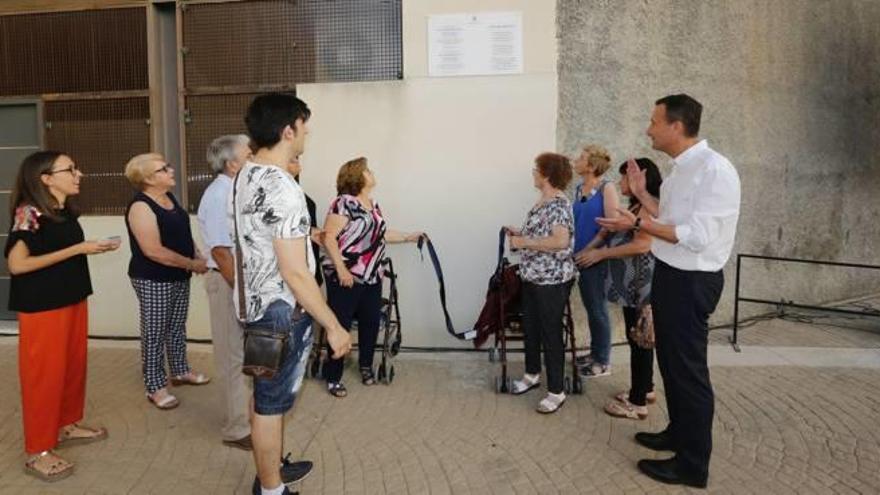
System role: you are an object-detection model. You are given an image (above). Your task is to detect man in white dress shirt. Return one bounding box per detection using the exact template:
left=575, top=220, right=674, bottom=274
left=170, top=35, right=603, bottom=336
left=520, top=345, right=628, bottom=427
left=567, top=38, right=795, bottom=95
left=598, top=94, right=741, bottom=488
left=197, top=134, right=252, bottom=449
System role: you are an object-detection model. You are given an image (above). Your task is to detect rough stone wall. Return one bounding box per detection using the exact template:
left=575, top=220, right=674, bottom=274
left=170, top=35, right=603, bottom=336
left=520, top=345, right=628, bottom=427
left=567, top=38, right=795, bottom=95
left=558, top=0, right=880, bottom=324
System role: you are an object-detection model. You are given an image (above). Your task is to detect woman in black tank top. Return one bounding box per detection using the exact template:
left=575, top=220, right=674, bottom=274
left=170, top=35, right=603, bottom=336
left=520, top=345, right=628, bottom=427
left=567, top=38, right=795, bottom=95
left=124, top=153, right=210, bottom=410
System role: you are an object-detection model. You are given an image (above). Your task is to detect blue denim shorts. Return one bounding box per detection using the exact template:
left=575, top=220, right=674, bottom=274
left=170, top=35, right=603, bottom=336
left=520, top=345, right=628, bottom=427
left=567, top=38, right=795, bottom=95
left=246, top=299, right=313, bottom=415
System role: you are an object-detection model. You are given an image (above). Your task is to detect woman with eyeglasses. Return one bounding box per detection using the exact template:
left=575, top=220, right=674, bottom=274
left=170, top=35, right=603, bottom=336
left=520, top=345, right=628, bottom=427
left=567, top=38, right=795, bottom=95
left=6, top=151, right=119, bottom=482
left=124, top=153, right=209, bottom=410
left=571, top=144, right=619, bottom=378
left=507, top=152, right=576, bottom=414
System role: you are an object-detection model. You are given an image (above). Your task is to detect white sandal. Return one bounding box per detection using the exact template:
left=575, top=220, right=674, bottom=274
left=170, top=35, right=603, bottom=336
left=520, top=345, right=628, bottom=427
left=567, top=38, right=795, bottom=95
left=146, top=388, right=179, bottom=410
left=536, top=392, right=566, bottom=414
left=511, top=374, right=541, bottom=395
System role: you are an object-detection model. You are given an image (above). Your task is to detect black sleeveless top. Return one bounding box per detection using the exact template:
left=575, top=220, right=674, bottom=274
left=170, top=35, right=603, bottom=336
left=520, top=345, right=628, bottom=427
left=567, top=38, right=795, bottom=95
left=125, top=192, right=194, bottom=282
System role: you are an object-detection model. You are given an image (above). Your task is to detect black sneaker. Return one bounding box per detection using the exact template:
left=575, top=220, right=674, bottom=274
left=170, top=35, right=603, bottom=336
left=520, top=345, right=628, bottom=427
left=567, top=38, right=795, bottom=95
left=575, top=355, right=593, bottom=367
left=280, top=453, right=313, bottom=483
left=251, top=454, right=312, bottom=494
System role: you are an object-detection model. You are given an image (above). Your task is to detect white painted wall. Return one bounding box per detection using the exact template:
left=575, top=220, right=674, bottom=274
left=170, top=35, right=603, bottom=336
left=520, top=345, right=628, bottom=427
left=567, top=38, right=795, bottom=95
left=77, top=0, right=558, bottom=347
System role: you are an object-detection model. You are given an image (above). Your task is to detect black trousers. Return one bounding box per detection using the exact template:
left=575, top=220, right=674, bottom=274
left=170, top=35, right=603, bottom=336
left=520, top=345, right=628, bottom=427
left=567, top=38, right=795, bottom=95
left=521, top=280, right=573, bottom=394
left=623, top=306, right=655, bottom=406
left=323, top=278, right=382, bottom=383
left=651, top=259, right=723, bottom=476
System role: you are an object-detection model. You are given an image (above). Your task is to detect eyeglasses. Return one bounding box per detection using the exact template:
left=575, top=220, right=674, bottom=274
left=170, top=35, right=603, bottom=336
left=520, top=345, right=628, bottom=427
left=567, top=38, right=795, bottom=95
left=43, top=165, right=79, bottom=176
left=153, top=163, right=173, bottom=175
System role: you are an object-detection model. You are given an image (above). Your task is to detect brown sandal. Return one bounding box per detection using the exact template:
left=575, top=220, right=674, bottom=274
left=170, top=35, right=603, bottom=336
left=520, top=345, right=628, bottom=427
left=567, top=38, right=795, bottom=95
left=57, top=423, right=108, bottom=447
left=614, top=390, right=657, bottom=405
left=604, top=398, right=648, bottom=420
left=24, top=450, right=75, bottom=482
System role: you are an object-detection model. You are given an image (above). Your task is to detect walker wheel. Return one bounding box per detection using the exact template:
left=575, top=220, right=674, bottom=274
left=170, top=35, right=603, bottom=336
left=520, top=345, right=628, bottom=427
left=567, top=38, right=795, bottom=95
left=390, top=325, right=401, bottom=356
left=573, top=376, right=583, bottom=395
left=495, top=375, right=511, bottom=394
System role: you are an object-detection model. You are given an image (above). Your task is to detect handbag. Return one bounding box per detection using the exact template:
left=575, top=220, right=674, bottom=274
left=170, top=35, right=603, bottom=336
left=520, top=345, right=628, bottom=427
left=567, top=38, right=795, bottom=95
left=232, top=170, right=288, bottom=379
left=628, top=303, right=655, bottom=349
left=627, top=216, right=655, bottom=350
left=242, top=327, right=288, bottom=379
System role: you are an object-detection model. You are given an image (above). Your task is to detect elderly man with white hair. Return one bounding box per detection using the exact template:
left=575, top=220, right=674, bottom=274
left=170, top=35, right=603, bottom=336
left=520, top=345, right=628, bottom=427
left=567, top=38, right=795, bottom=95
left=197, top=134, right=252, bottom=449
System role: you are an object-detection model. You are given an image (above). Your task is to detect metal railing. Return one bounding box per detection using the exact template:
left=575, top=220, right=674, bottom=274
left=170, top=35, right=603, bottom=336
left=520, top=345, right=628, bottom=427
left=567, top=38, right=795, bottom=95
left=732, top=254, right=880, bottom=351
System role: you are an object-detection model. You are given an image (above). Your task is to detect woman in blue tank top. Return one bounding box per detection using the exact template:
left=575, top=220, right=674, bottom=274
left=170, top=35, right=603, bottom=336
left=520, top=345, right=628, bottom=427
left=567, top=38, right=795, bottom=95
left=571, top=145, right=619, bottom=378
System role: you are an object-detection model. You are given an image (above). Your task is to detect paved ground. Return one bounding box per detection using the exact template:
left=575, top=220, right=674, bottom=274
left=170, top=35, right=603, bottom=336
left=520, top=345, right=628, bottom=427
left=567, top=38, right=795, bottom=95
left=0, top=316, right=878, bottom=494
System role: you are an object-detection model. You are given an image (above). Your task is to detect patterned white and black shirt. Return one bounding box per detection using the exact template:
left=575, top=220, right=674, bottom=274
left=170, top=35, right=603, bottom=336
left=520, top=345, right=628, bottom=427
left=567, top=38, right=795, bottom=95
left=230, top=162, right=315, bottom=323
left=519, top=195, right=576, bottom=285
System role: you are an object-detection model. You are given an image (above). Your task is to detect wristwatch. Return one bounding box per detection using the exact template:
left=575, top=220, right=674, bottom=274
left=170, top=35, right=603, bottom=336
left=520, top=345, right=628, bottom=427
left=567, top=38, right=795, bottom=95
left=633, top=217, right=642, bottom=232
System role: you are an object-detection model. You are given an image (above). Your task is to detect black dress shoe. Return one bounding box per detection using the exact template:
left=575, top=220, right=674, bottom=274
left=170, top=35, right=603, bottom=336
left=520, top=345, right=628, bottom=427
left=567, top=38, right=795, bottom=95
left=637, top=458, right=707, bottom=488
left=635, top=430, right=675, bottom=451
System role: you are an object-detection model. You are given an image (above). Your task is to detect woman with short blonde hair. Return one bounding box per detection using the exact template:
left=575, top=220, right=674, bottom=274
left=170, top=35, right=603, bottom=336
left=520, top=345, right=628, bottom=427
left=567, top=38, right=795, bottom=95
left=124, top=153, right=210, bottom=410
left=572, top=144, right=620, bottom=378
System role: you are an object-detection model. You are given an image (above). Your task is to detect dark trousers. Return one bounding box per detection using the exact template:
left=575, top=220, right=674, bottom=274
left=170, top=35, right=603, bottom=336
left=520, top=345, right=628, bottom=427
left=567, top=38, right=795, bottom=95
left=623, top=306, right=654, bottom=406
left=323, top=278, right=382, bottom=383
left=521, top=280, right=572, bottom=395
left=651, top=259, right=724, bottom=476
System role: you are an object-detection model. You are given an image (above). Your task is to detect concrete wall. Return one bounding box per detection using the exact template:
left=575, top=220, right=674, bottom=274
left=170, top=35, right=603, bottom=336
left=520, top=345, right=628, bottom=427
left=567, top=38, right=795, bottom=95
left=76, top=0, right=558, bottom=347
left=557, top=0, right=880, bottom=324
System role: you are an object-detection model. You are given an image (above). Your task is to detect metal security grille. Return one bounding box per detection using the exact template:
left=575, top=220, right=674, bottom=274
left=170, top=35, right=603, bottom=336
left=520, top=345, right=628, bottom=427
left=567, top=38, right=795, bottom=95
left=183, top=93, right=259, bottom=212
left=45, top=98, right=151, bottom=215
left=181, top=0, right=403, bottom=89
left=0, top=8, right=148, bottom=96
left=181, top=0, right=402, bottom=211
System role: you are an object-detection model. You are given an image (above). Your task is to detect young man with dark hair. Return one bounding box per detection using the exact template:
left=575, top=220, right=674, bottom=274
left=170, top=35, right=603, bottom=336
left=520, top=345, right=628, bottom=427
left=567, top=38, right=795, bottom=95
left=598, top=93, right=740, bottom=488
left=233, top=93, right=352, bottom=495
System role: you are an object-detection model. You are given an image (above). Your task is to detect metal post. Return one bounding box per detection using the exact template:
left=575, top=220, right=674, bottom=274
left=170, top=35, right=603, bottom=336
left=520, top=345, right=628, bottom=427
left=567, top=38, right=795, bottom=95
left=731, top=254, right=742, bottom=352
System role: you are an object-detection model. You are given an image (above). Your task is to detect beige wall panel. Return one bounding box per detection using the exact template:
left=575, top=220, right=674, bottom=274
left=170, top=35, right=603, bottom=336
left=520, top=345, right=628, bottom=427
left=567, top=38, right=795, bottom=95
left=297, top=74, right=557, bottom=348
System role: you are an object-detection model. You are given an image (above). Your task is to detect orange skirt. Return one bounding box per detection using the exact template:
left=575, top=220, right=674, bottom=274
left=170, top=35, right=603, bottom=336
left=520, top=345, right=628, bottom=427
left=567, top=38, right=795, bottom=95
left=18, top=299, right=89, bottom=454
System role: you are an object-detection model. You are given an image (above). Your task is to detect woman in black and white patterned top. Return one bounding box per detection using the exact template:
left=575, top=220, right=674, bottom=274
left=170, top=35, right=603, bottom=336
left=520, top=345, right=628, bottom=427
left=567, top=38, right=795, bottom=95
left=506, top=152, right=575, bottom=414
left=578, top=158, right=662, bottom=420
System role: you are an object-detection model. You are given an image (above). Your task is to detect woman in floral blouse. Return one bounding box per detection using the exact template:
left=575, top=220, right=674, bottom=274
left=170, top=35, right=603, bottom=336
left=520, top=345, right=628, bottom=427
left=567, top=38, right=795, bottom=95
left=321, top=157, right=422, bottom=397
left=506, top=152, right=576, bottom=414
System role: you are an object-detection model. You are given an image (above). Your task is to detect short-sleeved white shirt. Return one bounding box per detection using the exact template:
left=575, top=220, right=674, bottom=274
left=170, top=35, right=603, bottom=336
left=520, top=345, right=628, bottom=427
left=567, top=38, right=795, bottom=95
left=230, top=162, right=315, bottom=323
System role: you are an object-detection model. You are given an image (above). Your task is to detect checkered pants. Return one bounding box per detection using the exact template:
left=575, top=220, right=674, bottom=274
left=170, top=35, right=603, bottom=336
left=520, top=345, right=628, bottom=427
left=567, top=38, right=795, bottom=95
left=131, top=278, right=191, bottom=394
